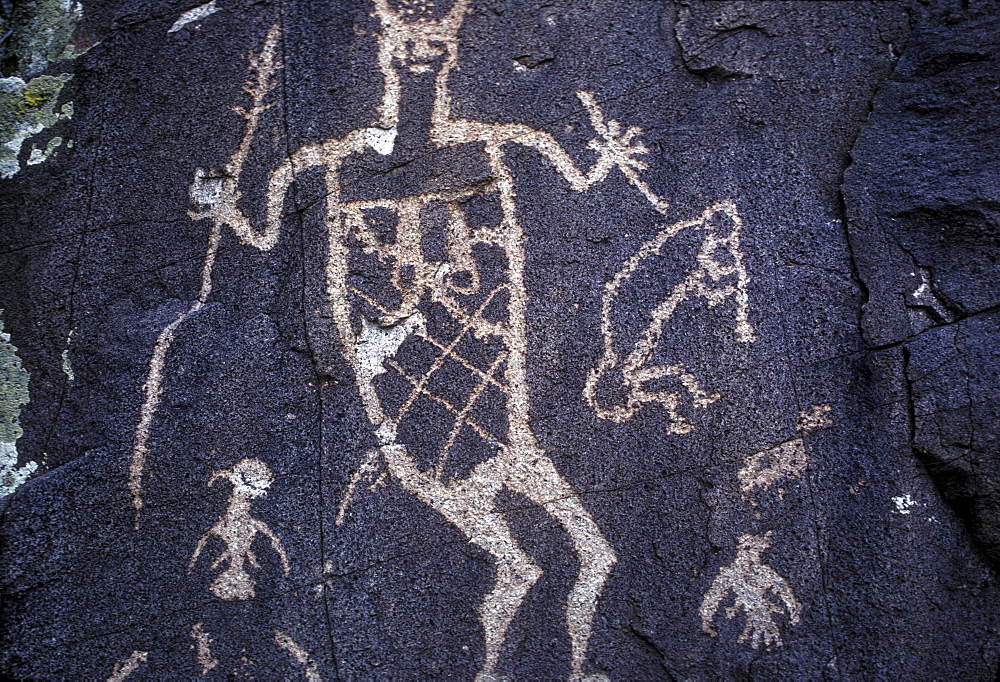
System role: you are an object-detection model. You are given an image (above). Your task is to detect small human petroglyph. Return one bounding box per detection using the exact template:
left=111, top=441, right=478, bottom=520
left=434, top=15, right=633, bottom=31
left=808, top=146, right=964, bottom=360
left=739, top=405, right=833, bottom=495
left=106, top=650, right=148, bottom=682
left=189, top=457, right=291, bottom=601
left=585, top=201, right=754, bottom=434
left=275, top=630, right=322, bottom=682
left=700, top=532, right=802, bottom=651
left=190, top=622, right=219, bottom=675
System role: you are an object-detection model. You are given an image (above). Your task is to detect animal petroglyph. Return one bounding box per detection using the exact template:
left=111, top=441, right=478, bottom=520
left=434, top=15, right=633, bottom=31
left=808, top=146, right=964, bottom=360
left=700, top=532, right=801, bottom=651
left=585, top=200, right=754, bottom=433
left=739, top=439, right=808, bottom=495
left=189, top=458, right=290, bottom=601
left=738, top=404, right=833, bottom=495
left=106, top=651, right=147, bottom=682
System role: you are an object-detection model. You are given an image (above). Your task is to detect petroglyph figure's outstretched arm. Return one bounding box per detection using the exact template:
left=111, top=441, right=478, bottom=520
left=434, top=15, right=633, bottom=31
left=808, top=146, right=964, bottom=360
left=435, top=92, right=668, bottom=216
left=256, top=518, right=291, bottom=575
left=189, top=531, right=213, bottom=571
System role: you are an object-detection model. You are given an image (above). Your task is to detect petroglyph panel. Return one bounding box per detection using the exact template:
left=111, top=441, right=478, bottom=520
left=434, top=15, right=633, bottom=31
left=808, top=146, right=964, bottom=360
left=4, top=0, right=999, bottom=680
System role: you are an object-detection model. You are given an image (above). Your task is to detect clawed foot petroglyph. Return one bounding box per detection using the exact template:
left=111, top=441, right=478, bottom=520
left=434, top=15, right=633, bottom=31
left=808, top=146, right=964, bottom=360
left=700, top=533, right=802, bottom=651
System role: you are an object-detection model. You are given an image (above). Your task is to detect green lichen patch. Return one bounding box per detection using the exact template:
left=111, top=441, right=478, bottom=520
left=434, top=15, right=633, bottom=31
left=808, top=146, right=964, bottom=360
left=0, top=316, right=30, bottom=444
left=2, top=0, right=84, bottom=79
left=0, top=0, right=83, bottom=179
left=0, top=74, right=72, bottom=178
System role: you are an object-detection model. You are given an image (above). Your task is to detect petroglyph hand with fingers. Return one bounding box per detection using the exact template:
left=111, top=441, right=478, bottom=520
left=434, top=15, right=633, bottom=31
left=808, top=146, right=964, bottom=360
left=577, top=91, right=668, bottom=216
left=699, top=533, right=802, bottom=651
left=189, top=457, right=290, bottom=601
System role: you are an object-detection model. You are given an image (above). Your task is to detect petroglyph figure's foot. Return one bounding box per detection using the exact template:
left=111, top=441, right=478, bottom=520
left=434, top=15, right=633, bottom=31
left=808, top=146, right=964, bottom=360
left=699, top=533, right=802, bottom=651
left=738, top=618, right=784, bottom=651
left=475, top=674, right=512, bottom=682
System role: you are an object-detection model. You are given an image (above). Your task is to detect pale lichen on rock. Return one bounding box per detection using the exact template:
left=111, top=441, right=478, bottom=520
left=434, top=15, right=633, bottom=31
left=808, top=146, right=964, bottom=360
left=0, top=313, right=34, bottom=497
left=0, top=0, right=83, bottom=178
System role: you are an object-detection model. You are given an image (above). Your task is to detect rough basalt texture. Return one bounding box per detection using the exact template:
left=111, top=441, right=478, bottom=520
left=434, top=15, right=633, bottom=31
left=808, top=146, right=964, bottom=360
left=1, top=0, right=998, bottom=679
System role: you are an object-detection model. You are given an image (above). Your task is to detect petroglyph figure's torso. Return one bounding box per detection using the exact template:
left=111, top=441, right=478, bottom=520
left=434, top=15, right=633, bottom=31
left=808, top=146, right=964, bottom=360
left=324, top=116, right=618, bottom=680
left=334, top=142, right=529, bottom=481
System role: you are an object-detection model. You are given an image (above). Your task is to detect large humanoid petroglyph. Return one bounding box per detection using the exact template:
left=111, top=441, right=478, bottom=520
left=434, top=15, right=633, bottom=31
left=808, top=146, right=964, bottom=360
left=125, top=0, right=747, bottom=677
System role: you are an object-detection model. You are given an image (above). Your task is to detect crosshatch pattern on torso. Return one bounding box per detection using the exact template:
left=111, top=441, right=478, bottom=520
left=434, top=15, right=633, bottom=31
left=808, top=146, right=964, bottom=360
left=342, top=180, right=515, bottom=481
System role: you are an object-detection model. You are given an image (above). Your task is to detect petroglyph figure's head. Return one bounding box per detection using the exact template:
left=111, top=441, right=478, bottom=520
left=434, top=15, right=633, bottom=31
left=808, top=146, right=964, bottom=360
left=373, top=0, right=470, bottom=73
left=211, top=457, right=274, bottom=498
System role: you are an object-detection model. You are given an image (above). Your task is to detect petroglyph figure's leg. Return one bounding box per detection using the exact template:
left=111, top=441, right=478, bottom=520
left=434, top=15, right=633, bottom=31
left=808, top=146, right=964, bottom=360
left=381, top=445, right=541, bottom=679
left=548, top=497, right=616, bottom=680
left=211, top=554, right=255, bottom=601
left=506, top=451, right=617, bottom=680
left=469, top=514, right=543, bottom=679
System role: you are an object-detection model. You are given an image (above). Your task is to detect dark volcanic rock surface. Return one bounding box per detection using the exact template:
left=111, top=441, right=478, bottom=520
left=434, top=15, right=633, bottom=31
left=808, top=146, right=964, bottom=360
left=1, top=0, right=999, bottom=679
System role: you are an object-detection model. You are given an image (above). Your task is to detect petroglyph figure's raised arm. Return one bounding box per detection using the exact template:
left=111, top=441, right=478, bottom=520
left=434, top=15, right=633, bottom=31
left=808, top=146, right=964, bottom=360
left=130, top=24, right=373, bottom=522
left=187, top=24, right=285, bottom=251
left=434, top=92, right=668, bottom=215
